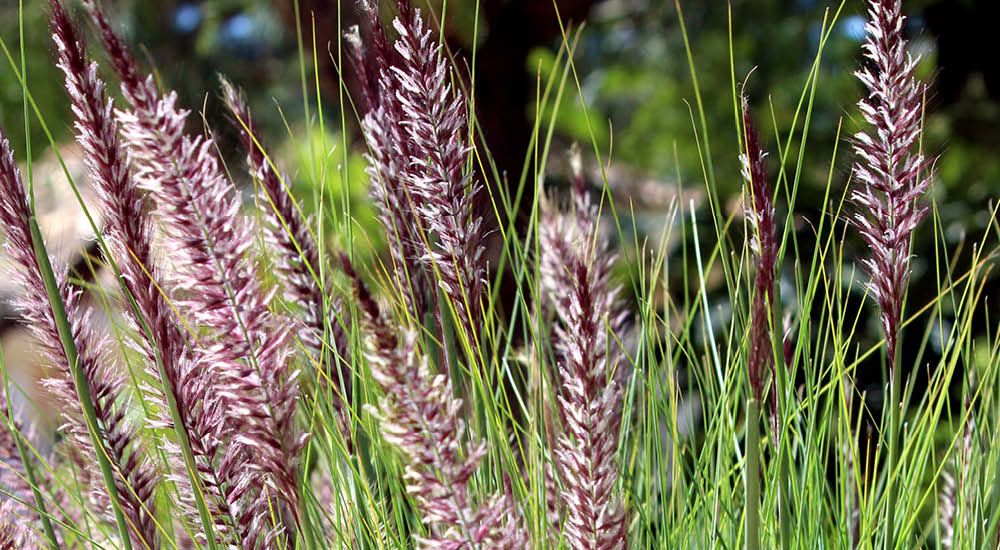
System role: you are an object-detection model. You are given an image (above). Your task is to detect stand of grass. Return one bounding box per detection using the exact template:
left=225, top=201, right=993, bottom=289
left=0, top=1, right=995, bottom=549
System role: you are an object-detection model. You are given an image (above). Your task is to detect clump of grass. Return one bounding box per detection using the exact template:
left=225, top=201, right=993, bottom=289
left=0, top=0, right=995, bottom=549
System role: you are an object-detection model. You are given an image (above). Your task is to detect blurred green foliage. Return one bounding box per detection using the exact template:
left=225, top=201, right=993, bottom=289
left=275, top=124, right=383, bottom=267
left=6, top=0, right=996, bottom=229
left=520, top=0, right=1000, bottom=394
left=0, top=0, right=299, bottom=159
left=0, top=4, right=71, bottom=162
left=3, top=0, right=999, bottom=312
left=529, top=0, right=976, bottom=213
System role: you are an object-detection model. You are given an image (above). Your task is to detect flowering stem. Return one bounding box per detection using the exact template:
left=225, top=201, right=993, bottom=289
left=28, top=215, right=133, bottom=550
left=745, top=398, right=760, bottom=550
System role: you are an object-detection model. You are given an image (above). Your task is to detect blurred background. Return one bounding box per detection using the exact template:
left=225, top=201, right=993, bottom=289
left=0, top=0, right=997, bottom=422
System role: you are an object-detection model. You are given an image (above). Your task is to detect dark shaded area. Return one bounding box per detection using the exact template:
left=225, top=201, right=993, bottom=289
left=925, top=0, right=1000, bottom=106
left=452, top=0, right=600, bottom=186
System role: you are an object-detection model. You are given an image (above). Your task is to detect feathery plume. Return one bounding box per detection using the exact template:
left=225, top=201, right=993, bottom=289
left=1, top=377, right=66, bottom=550
left=221, top=80, right=353, bottom=443
left=0, top=389, right=50, bottom=550
left=81, top=2, right=303, bottom=542
left=0, top=499, right=37, bottom=550
left=851, top=0, right=933, bottom=369
left=58, top=3, right=243, bottom=544
left=0, top=112, right=158, bottom=548
left=539, top=150, right=629, bottom=550
left=343, top=255, right=528, bottom=549
left=939, top=470, right=956, bottom=549
left=0, top=385, right=32, bottom=512
left=390, top=2, right=488, bottom=345
left=348, top=11, right=432, bottom=322
left=739, top=97, right=778, bottom=409
left=354, top=1, right=487, bottom=349
left=837, top=378, right=860, bottom=547
left=939, top=402, right=975, bottom=550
